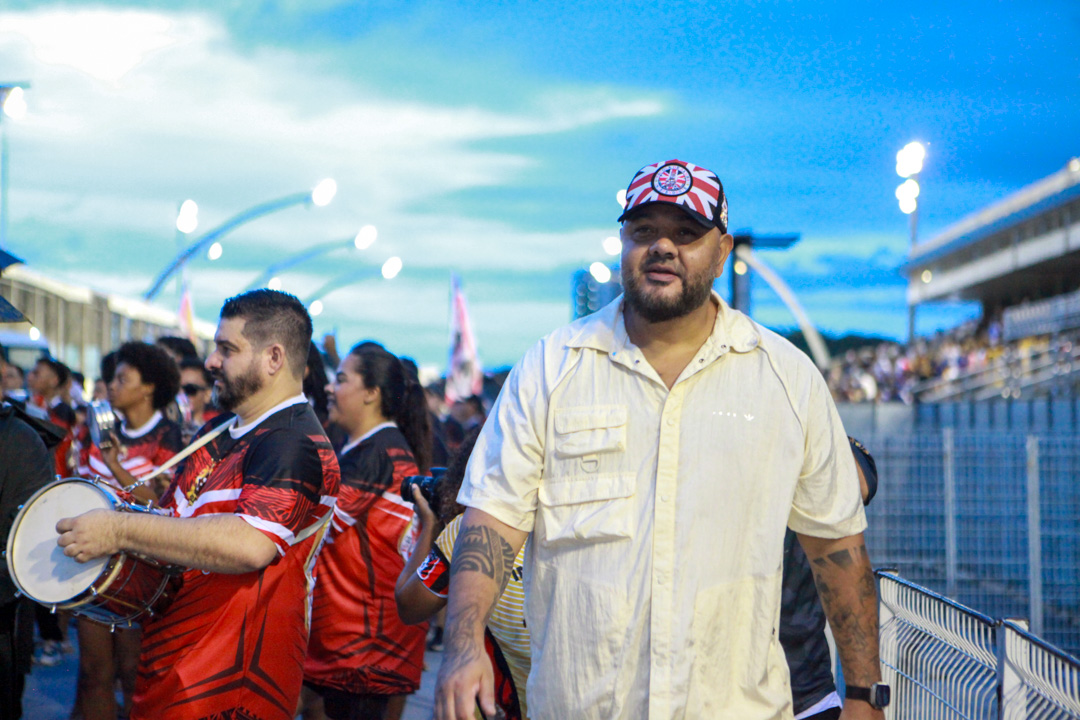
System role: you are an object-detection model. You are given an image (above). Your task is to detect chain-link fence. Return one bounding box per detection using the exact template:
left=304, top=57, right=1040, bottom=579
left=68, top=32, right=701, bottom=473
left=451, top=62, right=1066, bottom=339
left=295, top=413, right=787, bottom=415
left=864, top=432, right=1080, bottom=656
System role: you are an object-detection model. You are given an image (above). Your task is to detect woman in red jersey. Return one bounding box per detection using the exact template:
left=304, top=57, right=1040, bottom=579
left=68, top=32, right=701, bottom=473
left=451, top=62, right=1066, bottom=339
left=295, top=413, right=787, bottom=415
left=75, top=342, right=181, bottom=720
left=302, top=344, right=432, bottom=720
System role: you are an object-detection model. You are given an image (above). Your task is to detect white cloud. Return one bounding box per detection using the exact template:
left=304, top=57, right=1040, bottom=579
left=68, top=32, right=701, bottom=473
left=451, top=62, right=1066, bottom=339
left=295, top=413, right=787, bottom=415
left=1, top=6, right=662, bottom=366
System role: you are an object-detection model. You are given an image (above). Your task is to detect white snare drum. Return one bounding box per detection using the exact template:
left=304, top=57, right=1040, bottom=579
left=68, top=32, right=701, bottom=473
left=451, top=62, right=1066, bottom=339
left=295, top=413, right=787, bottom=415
left=5, top=477, right=183, bottom=629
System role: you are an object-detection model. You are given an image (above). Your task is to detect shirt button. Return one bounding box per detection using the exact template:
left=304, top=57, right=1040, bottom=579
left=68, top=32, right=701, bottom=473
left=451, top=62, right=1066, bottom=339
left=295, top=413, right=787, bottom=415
left=666, top=417, right=677, bottom=427
left=660, top=494, right=670, bottom=502
left=656, top=576, right=665, bottom=585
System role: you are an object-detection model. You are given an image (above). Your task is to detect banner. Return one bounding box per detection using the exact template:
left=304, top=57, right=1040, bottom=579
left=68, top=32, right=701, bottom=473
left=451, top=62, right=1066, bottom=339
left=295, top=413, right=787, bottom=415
left=445, top=273, right=482, bottom=403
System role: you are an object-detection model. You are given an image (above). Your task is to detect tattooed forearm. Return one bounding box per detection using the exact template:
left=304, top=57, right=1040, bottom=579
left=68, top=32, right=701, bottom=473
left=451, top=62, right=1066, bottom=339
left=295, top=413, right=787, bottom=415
left=452, top=524, right=517, bottom=593
left=439, top=603, right=486, bottom=677
left=800, top=535, right=881, bottom=687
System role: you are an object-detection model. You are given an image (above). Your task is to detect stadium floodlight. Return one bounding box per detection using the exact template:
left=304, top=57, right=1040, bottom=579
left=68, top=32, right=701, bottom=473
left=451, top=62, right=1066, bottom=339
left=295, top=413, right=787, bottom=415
left=1, top=87, right=26, bottom=120
left=207, top=242, right=223, bottom=260
left=354, top=224, right=377, bottom=249
left=896, top=179, right=920, bottom=215
left=896, top=141, right=926, bottom=178
left=267, top=277, right=282, bottom=290
left=1069, top=158, right=1080, bottom=173
left=309, top=300, right=324, bottom=317
left=616, top=189, right=627, bottom=208
left=176, top=200, right=198, bottom=234
left=310, top=179, right=337, bottom=207
left=589, top=262, right=612, bottom=284
left=381, top=256, right=402, bottom=280
left=602, top=236, right=621, bottom=256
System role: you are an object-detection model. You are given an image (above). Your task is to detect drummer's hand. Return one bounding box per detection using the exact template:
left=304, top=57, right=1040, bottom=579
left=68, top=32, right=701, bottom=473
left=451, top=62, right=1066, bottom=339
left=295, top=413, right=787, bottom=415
left=100, top=431, right=121, bottom=468
left=56, top=510, right=122, bottom=563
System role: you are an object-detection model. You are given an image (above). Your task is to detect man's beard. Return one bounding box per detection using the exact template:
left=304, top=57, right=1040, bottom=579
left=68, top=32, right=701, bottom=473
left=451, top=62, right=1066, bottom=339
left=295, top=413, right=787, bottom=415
left=622, top=260, right=715, bottom=323
left=213, top=360, right=263, bottom=412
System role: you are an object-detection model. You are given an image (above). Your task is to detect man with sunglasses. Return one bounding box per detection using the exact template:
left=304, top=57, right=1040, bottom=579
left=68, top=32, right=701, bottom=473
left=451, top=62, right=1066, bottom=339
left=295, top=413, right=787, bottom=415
left=179, top=357, right=220, bottom=443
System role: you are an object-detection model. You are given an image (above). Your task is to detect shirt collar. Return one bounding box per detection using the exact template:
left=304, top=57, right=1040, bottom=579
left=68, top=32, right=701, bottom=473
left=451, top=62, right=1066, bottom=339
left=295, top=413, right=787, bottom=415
left=122, top=410, right=163, bottom=438
left=229, top=393, right=308, bottom=439
left=340, top=420, right=397, bottom=456
left=565, top=291, right=760, bottom=356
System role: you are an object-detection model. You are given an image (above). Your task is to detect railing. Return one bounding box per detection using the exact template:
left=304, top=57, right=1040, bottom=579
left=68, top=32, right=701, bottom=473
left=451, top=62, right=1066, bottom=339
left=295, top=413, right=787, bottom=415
left=877, top=571, right=1080, bottom=719
left=878, top=570, right=999, bottom=719
left=1000, top=620, right=1080, bottom=719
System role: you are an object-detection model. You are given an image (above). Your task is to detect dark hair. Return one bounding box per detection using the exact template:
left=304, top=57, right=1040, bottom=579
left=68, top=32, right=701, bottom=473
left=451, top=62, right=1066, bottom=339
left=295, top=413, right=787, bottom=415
left=36, top=357, right=70, bottom=386
left=304, top=342, right=330, bottom=424
left=72, top=371, right=86, bottom=386
left=437, top=427, right=480, bottom=524
left=100, top=351, right=119, bottom=385
left=179, top=357, right=212, bottom=387
left=156, top=336, right=199, bottom=361
left=220, top=289, right=312, bottom=379
left=349, top=345, right=432, bottom=473
left=115, top=342, right=182, bottom=410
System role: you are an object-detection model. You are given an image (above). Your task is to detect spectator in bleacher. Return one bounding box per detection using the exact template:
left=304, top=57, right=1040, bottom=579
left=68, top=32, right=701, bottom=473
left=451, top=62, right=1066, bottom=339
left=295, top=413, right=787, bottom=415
left=27, top=357, right=76, bottom=477
left=178, top=357, right=218, bottom=444
left=1, top=364, right=26, bottom=403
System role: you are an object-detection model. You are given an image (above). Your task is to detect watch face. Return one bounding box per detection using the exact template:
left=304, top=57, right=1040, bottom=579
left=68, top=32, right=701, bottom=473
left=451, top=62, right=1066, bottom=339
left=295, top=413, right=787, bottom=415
left=872, top=683, right=891, bottom=709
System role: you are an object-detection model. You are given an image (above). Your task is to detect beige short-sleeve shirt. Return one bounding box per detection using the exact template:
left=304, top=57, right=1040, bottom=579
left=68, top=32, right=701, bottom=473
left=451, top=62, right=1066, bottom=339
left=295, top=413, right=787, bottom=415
left=458, top=293, right=865, bottom=720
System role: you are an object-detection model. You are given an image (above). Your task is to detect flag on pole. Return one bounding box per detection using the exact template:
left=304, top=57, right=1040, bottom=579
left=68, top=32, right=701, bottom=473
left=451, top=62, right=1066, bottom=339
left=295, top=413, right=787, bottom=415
left=445, top=273, right=482, bottom=403
left=177, top=280, right=198, bottom=345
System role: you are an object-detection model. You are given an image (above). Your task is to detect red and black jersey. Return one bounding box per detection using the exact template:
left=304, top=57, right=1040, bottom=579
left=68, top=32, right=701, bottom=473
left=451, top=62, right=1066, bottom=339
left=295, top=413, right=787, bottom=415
left=304, top=423, right=427, bottom=696
left=77, top=411, right=182, bottom=486
left=131, top=397, right=340, bottom=720
left=31, top=394, right=75, bottom=477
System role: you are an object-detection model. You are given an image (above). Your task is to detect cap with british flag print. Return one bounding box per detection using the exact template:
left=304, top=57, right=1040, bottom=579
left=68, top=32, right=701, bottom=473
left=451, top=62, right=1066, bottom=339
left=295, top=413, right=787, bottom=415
left=617, top=159, right=728, bottom=233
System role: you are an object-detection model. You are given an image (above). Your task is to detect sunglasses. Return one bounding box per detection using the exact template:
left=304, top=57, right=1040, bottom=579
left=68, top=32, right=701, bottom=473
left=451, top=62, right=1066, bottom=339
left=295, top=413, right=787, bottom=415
left=182, top=383, right=208, bottom=396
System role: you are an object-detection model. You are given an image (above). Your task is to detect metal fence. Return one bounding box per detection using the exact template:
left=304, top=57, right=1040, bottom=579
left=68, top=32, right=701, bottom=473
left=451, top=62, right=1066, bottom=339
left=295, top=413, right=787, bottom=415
left=878, top=571, right=1080, bottom=719
left=864, top=432, right=1080, bottom=656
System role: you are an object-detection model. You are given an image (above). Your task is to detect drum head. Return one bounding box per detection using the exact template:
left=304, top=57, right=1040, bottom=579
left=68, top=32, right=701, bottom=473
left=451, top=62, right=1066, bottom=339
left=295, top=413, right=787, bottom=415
left=7, top=480, right=114, bottom=604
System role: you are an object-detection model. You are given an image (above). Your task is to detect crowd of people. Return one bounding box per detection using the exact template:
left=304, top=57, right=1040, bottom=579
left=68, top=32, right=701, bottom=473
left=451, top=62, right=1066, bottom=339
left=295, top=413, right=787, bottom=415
left=0, top=300, right=492, bottom=720
left=0, top=157, right=890, bottom=720
left=826, top=317, right=1008, bottom=403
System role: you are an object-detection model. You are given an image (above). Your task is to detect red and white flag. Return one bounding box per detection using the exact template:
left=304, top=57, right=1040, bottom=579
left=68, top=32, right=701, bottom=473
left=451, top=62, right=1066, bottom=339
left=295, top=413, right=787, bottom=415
left=445, top=273, right=482, bottom=403
left=177, top=280, right=198, bottom=345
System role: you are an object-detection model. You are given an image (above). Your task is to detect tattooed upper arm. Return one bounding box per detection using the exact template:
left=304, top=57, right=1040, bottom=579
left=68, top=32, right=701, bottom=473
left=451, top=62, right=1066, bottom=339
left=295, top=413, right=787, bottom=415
left=451, top=524, right=517, bottom=592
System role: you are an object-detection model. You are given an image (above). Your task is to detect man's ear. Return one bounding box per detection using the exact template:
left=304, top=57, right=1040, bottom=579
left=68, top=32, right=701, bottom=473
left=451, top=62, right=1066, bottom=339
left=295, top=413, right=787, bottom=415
left=265, top=343, right=287, bottom=377
left=716, top=232, right=735, bottom=279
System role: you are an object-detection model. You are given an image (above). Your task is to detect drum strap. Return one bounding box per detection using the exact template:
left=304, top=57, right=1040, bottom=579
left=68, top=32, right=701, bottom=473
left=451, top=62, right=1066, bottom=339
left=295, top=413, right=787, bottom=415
left=124, top=418, right=237, bottom=493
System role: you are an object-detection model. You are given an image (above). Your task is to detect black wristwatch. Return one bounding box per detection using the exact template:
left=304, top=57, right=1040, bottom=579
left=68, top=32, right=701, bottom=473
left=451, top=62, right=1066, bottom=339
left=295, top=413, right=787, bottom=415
left=845, top=682, right=890, bottom=709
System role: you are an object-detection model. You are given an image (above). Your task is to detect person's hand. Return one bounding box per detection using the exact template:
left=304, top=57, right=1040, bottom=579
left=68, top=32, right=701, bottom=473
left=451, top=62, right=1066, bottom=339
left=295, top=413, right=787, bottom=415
left=839, top=700, right=885, bottom=720
left=434, top=629, right=495, bottom=720
left=412, top=490, right=439, bottom=532
left=100, top=431, right=121, bottom=469
left=56, top=509, right=122, bottom=563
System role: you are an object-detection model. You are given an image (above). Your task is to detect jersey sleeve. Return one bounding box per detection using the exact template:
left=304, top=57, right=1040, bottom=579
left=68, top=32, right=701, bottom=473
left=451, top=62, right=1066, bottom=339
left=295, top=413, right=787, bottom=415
left=237, top=428, right=326, bottom=557
left=417, top=515, right=464, bottom=598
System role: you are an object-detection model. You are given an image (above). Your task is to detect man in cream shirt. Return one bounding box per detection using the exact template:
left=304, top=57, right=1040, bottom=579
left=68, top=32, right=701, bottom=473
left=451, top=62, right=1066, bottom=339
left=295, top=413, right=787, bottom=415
left=435, top=159, right=886, bottom=720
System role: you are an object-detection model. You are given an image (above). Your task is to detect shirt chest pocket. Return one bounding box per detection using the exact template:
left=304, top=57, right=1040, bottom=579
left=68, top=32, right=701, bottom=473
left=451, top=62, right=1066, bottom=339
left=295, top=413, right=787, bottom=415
left=552, top=405, right=627, bottom=459
left=537, top=472, right=636, bottom=549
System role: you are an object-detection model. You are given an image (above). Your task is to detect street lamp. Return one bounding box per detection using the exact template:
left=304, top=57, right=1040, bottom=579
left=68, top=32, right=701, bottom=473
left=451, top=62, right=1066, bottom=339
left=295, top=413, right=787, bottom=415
left=303, top=256, right=402, bottom=313
left=242, top=225, right=377, bottom=292
left=176, top=200, right=198, bottom=234
left=0, top=82, right=30, bottom=251
left=144, top=179, right=338, bottom=301
left=897, top=140, right=926, bottom=339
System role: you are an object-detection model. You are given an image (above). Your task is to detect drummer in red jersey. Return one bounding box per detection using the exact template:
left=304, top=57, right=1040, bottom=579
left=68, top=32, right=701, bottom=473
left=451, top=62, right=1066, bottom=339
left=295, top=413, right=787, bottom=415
left=56, top=289, right=340, bottom=720
left=74, top=341, right=182, bottom=720
left=300, top=344, right=432, bottom=720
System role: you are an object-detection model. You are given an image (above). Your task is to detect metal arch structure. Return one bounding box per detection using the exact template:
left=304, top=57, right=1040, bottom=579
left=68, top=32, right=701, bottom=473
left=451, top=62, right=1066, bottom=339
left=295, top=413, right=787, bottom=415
left=144, top=191, right=315, bottom=302
left=734, top=244, right=832, bottom=370
left=243, top=237, right=361, bottom=292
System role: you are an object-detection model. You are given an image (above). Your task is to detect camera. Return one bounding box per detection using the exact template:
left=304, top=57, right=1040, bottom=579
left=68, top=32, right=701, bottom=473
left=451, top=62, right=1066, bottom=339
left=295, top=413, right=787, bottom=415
left=400, top=467, right=448, bottom=508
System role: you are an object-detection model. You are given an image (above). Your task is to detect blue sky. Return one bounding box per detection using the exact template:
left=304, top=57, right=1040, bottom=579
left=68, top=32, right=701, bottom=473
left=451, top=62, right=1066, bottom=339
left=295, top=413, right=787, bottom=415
left=2, top=1, right=1078, bottom=368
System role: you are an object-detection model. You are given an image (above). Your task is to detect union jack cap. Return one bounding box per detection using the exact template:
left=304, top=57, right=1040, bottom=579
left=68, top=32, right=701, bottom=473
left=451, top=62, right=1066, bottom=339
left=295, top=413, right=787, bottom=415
left=618, top=159, right=728, bottom=233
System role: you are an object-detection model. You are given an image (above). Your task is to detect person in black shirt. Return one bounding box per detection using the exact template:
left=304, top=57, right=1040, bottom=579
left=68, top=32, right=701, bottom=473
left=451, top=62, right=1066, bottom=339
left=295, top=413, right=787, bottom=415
left=781, top=437, right=879, bottom=720
left=0, top=404, right=57, bottom=720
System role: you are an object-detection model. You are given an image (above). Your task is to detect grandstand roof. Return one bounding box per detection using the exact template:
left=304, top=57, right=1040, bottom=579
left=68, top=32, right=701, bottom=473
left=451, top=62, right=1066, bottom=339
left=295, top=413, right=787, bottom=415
left=906, top=158, right=1080, bottom=310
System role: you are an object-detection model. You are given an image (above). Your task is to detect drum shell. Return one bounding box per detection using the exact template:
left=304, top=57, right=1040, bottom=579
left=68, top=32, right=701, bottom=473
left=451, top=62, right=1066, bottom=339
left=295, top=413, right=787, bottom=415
left=6, top=477, right=183, bottom=628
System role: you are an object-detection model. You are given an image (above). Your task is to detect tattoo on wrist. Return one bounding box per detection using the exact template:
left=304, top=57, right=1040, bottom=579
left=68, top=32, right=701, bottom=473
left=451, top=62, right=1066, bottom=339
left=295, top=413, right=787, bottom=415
left=451, top=524, right=517, bottom=592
